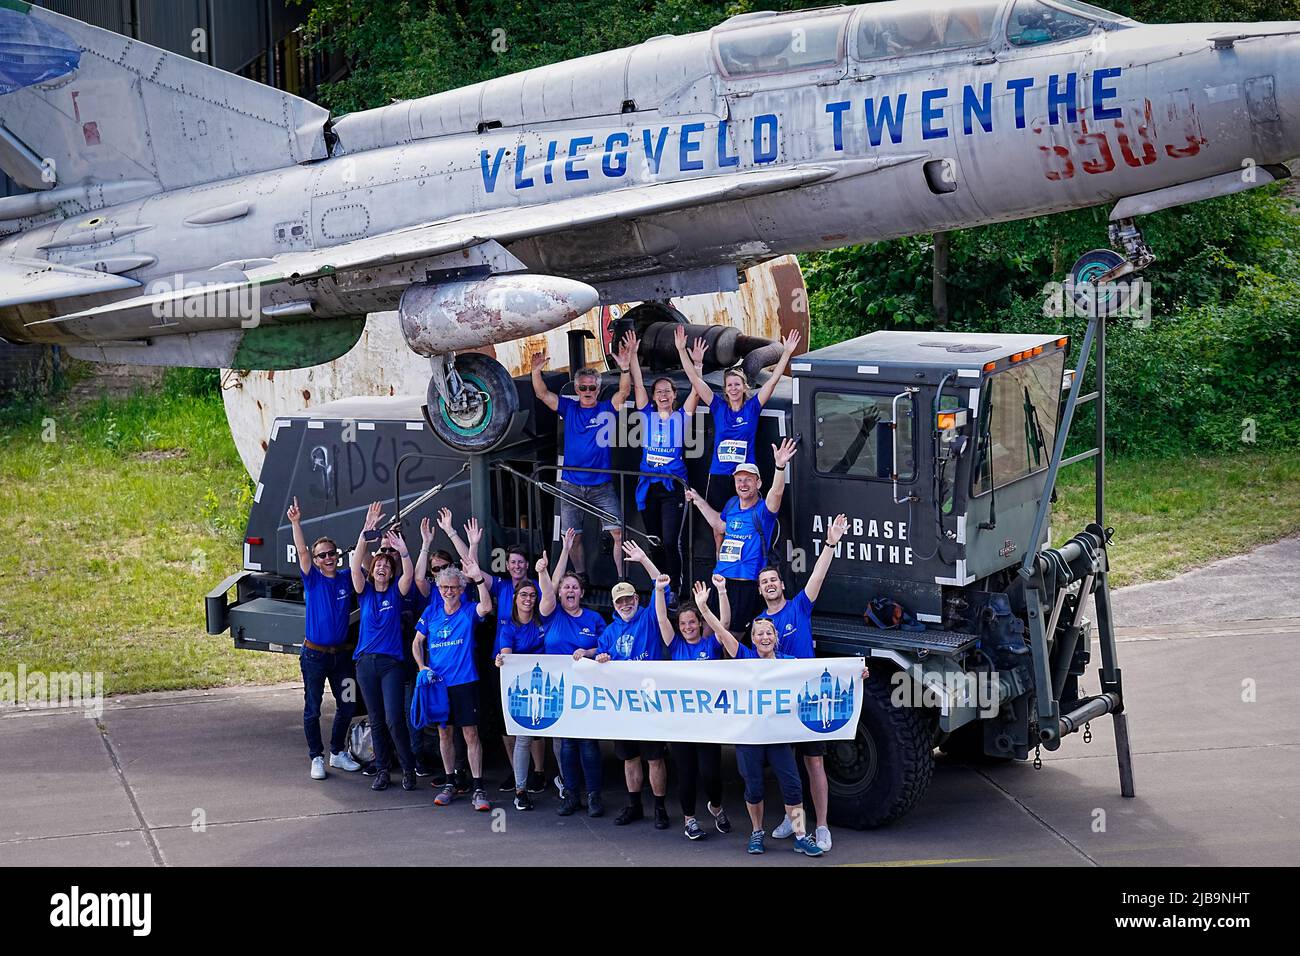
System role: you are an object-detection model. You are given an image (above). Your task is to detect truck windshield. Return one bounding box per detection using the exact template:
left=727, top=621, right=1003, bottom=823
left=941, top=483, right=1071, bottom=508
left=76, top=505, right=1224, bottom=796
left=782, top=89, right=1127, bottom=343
left=814, top=391, right=914, bottom=481
left=972, top=352, right=1064, bottom=496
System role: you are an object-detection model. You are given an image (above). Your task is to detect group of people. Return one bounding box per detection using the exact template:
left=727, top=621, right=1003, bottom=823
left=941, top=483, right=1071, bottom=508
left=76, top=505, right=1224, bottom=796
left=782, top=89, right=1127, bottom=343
left=291, top=326, right=866, bottom=857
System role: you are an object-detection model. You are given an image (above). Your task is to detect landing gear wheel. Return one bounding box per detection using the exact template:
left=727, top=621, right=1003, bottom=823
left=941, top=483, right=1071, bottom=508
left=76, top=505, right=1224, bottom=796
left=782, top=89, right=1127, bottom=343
left=1067, top=249, right=1133, bottom=318
left=826, top=671, right=934, bottom=829
left=425, top=353, right=518, bottom=453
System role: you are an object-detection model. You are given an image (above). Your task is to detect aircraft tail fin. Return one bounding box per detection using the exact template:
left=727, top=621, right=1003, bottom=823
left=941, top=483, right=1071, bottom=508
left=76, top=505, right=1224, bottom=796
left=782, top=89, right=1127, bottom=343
left=0, top=2, right=329, bottom=193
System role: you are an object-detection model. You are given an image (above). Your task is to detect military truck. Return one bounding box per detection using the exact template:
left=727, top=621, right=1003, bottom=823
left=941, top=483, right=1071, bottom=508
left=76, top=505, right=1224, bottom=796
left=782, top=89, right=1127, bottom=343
left=208, top=313, right=1134, bottom=827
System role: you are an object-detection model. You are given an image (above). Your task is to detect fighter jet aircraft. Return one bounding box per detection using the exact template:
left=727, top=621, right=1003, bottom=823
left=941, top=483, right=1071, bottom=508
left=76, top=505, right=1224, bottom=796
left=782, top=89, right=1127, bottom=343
left=2, top=0, right=1297, bottom=450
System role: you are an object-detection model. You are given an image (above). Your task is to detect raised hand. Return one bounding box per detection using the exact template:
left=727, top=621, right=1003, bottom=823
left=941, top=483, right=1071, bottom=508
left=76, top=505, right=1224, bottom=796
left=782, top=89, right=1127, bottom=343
left=436, top=507, right=454, bottom=534
left=781, top=329, right=802, bottom=355
left=362, top=501, right=385, bottom=532
left=419, top=516, right=435, bottom=547
left=530, top=349, right=549, bottom=373
left=772, top=437, right=799, bottom=469
left=673, top=324, right=687, bottom=352
left=462, top=557, right=481, bottom=580
left=687, top=335, right=707, bottom=368
left=827, top=513, right=849, bottom=547
left=535, top=553, right=549, bottom=575
left=710, top=572, right=727, bottom=592
left=622, top=538, right=647, bottom=564
left=383, top=530, right=408, bottom=556
left=654, top=574, right=671, bottom=591
left=560, top=527, right=577, bottom=552
left=464, top=517, right=483, bottom=547
left=693, top=580, right=711, bottom=606
left=286, top=496, right=301, bottom=524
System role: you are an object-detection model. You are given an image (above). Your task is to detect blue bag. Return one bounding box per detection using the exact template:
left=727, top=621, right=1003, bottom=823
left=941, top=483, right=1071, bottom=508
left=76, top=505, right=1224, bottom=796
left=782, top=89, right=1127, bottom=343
left=409, top=668, right=450, bottom=729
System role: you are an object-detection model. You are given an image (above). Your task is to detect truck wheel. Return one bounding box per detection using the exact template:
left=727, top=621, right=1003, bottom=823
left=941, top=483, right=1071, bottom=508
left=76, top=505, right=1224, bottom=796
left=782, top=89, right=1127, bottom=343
left=426, top=353, right=518, bottom=453
left=826, top=672, right=934, bottom=829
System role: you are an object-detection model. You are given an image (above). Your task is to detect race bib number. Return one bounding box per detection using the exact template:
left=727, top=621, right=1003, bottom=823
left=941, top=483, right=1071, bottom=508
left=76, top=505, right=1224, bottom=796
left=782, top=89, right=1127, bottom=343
left=718, top=538, right=744, bottom=564
left=717, top=439, right=748, bottom=464
left=646, top=453, right=674, bottom=467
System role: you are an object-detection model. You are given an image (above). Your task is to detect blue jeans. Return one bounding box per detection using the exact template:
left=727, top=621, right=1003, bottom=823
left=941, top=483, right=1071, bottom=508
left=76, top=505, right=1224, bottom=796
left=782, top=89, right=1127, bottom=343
left=300, top=647, right=356, bottom=759
left=355, top=653, right=414, bottom=773
left=736, top=743, right=802, bottom=806
left=560, top=738, right=603, bottom=796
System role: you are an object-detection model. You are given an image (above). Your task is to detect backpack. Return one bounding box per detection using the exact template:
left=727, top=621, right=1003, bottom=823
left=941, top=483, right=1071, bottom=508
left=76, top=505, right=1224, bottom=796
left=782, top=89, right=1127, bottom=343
left=865, top=596, right=926, bottom=632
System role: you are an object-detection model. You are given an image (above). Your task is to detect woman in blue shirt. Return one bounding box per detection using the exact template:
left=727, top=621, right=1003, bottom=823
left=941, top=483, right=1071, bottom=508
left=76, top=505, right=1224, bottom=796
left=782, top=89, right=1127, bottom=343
left=676, top=326, right=801, bottom=547
left=493, top=580, right=547, bottom=811
left=628, top=329, right=704, bottom=595
left=350, top=501, right=416, bottom=793
left=653, top=574, right=733, bottom=841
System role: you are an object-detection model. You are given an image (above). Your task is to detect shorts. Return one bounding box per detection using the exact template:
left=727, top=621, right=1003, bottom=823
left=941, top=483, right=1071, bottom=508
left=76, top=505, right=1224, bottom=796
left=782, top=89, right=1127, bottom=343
left=705, top=473, right=736, bottom=514
left=796, top=740, right=828, bottom=759
left=441, top=682, right=480, bottom=728
left=558, top=480, right=624, bottom=533
left=614, top=740, right=666, bottom=762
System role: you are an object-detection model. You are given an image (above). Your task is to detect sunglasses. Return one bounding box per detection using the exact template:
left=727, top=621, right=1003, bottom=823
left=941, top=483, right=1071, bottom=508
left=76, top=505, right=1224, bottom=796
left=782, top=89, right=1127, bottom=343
left=313, top=551, right=339, bottom=560
left=576, top=384, right=599, bottom=393
left=430, top=563, right=450, bottom=573
left=375, top=547, right=398, bottom=556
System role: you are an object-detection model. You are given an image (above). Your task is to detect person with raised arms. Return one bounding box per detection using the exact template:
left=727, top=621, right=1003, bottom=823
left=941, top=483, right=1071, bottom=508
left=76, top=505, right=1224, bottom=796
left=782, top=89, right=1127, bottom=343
left=755, top=513, right=849, bottom=854
left=537, top=528, right=607, bottom=817
left=287, top=497, right=361, bottom=780
left=493, top=579, right=547, bottom=811
left=350, top=502, right=417, bottom=793
left=694, top=581, right=823, bottom=858
left=414, top=554, right=494, bottom=812
left=592, top=539, right=673, bottom=829
left=653, top=572, right=733, bottom=840
left=435, top=508, right=545, bottom=795
left=530, top=335, right=635, bottom=579
left=677, top=328, right=800, bottom=551
left=686, top=437, right=799, bottom=639
left=628, top=327, right=706, bottom=596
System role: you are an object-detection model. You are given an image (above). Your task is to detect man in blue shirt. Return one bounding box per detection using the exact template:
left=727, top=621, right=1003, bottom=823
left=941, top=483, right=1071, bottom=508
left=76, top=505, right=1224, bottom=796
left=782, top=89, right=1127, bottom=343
left=414, top=558, right=494, bottom=812
left=592, top=540, right=672, bottom=829
left=531, top=338, right=633, bottom=579
left=686, top=437, right=799, bottom=639
left=753, top=513, right=848, bottom=855
left=288, top=497, right=360, bottom=781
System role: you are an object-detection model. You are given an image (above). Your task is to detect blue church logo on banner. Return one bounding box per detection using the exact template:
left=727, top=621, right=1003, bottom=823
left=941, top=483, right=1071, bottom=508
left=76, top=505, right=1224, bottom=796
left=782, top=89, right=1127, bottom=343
left=798, top=669, right=855, bottom=734
left=507, top=664, right=565, bottom=730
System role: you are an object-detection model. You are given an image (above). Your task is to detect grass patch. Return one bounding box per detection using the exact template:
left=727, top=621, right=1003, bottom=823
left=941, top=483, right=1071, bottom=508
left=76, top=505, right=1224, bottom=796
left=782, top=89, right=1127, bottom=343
left=1, top=380, right=1296, bottom=697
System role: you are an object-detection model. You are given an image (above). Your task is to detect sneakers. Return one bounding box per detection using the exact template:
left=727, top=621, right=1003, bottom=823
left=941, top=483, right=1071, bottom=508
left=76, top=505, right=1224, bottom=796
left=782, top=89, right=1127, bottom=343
left=527, top=770, right=547, bottom=793
left=414, top=762, right=435, bottom=778
left=310, top=756, right=326, bottom=780
left=614, top=804, right=644, bottom=826
left=472, top=789, right=491, bottom=812
left=587, top=792, right=604, bottom=818
left=708, top=803, right=732, bottom=834
left=747, top=830, right=765, bottom=854
left=361, top=762, right=380, bottom=776
left=401, top=769, right=418, bottom=792
left=433, top=783, right=455, bottom=806
left=684, top=818, right=707, bottom=841
left=653, top=805, right=670, bottom=830
left=815, top=825, right=833, bottom=853
left=329, top=751, right=361, bottom=772
left=556, top=793, right=580, bottom=816
left=514, top=790, right=533, bottom=811
left=370, top=770, right=390, bottom=791
left=498, top=773, right=517, bottom=792
left=793, top=835, right=825, bottom=857
left=771, top=815, right=795, bottom=839
left=453, top=769, right=472, bottom=794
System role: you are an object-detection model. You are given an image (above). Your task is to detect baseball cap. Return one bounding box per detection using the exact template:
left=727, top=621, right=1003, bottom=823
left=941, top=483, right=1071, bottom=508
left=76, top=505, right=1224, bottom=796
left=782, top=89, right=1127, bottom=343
left=733, top=463, right=760, bottom=476
left=611, top=582, right=637, bottom=603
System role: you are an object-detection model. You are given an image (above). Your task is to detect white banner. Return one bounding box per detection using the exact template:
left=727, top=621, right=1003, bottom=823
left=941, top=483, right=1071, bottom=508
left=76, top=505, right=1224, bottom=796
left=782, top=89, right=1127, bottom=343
left=500, top=655, right=865, bottom=744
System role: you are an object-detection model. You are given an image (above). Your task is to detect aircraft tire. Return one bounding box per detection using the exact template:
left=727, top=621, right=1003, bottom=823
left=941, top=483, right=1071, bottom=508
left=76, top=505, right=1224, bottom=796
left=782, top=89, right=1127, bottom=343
left=426, top=353, right=518, bottom=453
left=826, top=669, right=934, bottom=829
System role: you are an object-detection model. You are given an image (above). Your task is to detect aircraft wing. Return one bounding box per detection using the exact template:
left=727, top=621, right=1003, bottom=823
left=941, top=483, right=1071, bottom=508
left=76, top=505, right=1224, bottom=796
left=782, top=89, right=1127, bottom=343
left=32, top=161, right=880, bottom=328
left=0, top=255, right=140, bottom=309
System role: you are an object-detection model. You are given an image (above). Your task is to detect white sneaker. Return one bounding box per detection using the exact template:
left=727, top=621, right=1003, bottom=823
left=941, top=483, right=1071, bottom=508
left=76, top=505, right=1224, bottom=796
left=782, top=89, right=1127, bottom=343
left=771, top=815, right=795, bottom=839
left=815, top=825, right=833, bottom=853
left=310, top=756, right=327, bottom=780
left=329, top=751, right=361, bottom=772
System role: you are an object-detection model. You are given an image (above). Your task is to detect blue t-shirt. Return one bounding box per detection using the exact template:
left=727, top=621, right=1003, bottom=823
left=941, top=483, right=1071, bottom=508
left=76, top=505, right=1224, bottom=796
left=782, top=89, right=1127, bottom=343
left=559, top=395, right=618, bottom=485
left=597, top=595, right=670, bottom=662
left=541, top=606, right=605, bottom=655
left=667, top=633, right=723, bottom=661
left=490, top=575, right=537, bottom=640
left=713, top=497, right=778, bottom=580
left=709, top=394, right=762, bottom=475
left=301, top=566, right=352, bottom=648
left=635, top=403, right=690, bottom=509
left=753, top=590, right=815, bottom=659
left=416, top=600, right=483, bottom=687
left=733, top=644, right=795, bottom=660
left=496, top=615, right=546, bottom=655
left=354, top=581, right=405, bottom=659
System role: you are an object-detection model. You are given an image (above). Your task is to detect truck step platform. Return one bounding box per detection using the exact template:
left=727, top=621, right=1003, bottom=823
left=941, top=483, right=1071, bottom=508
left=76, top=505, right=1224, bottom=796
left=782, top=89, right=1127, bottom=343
left=812, top=615, right=978, bottom=658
